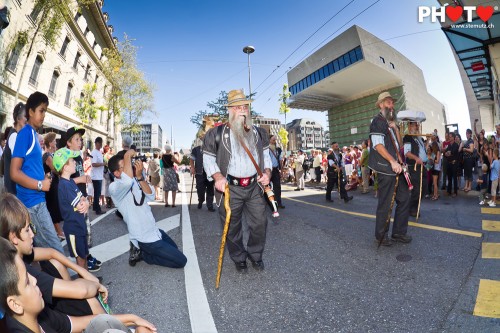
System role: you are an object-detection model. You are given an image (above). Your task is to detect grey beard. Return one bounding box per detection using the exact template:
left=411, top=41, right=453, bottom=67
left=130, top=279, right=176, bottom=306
left=229, top=115, right=256, bottom=156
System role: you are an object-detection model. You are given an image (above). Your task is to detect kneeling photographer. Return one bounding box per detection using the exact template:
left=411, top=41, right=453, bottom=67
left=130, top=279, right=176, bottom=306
left=108, top=148, right=187, bottom=268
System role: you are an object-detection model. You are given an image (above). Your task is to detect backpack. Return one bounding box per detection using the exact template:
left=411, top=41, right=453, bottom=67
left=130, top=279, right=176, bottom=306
left=302, top=158, right=312, bottom=171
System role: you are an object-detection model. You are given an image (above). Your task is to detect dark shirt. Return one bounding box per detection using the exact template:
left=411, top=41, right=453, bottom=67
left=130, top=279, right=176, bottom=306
left=162, top=154, right=174, bottom=168
left=70, top=155, right=87, bottom=196
left=190, top=146, right=204, bottom=175
left=58, top=178, right=86, bottom=236
left=446, top=142, right=459, bottom=162
left=6, top=306, right=71, bottom=333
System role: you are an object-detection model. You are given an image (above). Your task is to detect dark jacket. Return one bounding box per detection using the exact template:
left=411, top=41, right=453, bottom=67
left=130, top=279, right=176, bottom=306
left=202, top=124, right=269, bottom=204
left=368, top=113, right=398, bottom=176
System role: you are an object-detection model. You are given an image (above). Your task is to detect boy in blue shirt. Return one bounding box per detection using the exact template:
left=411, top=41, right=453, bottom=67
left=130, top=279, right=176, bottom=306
left=53, top=148, right=96, bottom=271
left=10, top=92, right=63, bottom=253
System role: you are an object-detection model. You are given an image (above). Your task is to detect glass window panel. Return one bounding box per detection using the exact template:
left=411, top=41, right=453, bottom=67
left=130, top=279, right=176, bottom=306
left=319, top=68, right=324, bottom=80
left=314, top=71, right=320, bottom=82
left=306, top=75, right=311, bottom=86
left=349, top=50, right=357, bottom=63
left=333, top=60, right=339, bottom=72
left=328, top=63, right=334, bottom=74
left=344, top=54, right=351, bottom=67
left=338, top=56, right=345, bottom=69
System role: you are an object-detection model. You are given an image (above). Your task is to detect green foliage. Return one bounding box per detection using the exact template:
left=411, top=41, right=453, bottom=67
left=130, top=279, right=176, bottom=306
left=180, top=155, right=190, bottom=165
left=278, top=127, right=289, bottom=148
left=190, top=91, right=259, bottom=128
left=278, top=83, right=291, bottom=116
left=101, top=35, right=155, bottom=134
left=74, top=83, right=107, bottom=126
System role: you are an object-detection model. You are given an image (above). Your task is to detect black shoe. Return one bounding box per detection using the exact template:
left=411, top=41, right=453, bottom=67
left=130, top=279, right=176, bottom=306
left=344, top=196, right=353, bottom=203
left=95, top=210, right=106, bottom=215
left=208, top=207, right=216, bottom=212
left=251, top=260, right=265, bottom=271
left=115, top=210, right=123, bottom=219
left=278, top=205, right=285, bottom=209
left=294, top=188, right=301, bottom=191
left=375, top=237, right=393, bottom=247
left=129, top=242, right=142, bottom=266
left=235, top=261, right=248, bottom=273
left=392, top=234, right=412, bottom=243
left=326, top=199, right=334, bottom=202
left=197, top=202, right=202, bottom=209
left=409, top=211, right=418, bottom=217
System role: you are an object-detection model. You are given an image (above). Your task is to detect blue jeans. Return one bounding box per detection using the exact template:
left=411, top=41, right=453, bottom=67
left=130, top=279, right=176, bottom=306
left=92, top=180, right=103, bottom=212
left=27, top=201, right=64, bottom=254
left=138, top=230, right=187, bottom=268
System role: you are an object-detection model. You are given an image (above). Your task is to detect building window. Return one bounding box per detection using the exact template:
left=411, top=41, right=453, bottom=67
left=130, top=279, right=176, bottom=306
left=65, top=83, right=73, bottom=107
left=30, top=2, right=42, bottom=21
left=73, top=52, right=81, bottom=71
left=28, top=56, right=43, bottom=86
left=6, top=44, right=22, bottom=72
left=94, top=74, right=99, bottom=84
left=59, top=37, right=70, bottom=57
left=84, top=64, right=91, bottom=81
left=380, top=56, right=385, bottom=64
left=74, top=11, right=81, bottom=22
left=93, top=41, right=98, bottom=49
left=84, top=27, right=90, bottom=37
left=48, top=71, right=59, bottom=98
left=390, top=62, right=395, bottom=69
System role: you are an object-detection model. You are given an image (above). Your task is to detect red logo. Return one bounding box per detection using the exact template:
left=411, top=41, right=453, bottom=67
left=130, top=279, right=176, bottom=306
left=240, top=178, right=250, bottom=187
left=446, top=6, right=463, bottom=22
left=477, top=6, right=494, bottom=22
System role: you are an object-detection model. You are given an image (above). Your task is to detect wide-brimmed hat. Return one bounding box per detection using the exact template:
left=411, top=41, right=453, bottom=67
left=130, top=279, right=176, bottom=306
left=224, top=89, right=253, bottom=107
left=375, top=91, right=394, bottom=107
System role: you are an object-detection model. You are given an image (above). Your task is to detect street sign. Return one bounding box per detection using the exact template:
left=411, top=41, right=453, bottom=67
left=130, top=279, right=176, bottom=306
left=471, top=61, right=485, bottom=72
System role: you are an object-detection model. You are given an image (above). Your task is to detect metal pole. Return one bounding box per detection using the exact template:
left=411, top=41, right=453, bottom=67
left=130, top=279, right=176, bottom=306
left=243, top=46, right=255, bottom=98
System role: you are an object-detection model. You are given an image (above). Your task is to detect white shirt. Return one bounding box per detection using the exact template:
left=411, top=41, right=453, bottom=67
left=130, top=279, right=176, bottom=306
left=109, top=172, right=160, bottom=246
left=91, top=149, right=104, bottom=180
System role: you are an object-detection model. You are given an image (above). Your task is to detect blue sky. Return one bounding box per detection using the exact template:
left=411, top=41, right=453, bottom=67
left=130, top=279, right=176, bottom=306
left=102, top=0, right=469, bottom=150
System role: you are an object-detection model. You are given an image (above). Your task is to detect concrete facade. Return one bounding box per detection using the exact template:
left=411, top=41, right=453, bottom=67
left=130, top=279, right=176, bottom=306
left=286, top=118, right=327, bottom=151
left=287, top=25, right=446, bottom=147
left=122, top=123, right=163, bottom=153
left=0, top=0, right=117, bottom=149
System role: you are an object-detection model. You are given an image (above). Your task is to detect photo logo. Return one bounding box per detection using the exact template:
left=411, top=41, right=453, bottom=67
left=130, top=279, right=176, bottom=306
left=418, top=5, right=496, bottom=23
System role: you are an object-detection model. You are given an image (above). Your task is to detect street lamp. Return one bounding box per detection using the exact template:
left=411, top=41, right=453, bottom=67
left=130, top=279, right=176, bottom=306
left=243, top=45, right=255, bottom=99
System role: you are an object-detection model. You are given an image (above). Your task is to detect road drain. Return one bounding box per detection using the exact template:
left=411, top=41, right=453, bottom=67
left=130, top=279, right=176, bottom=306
left=396, top=254, right=412, bottom=262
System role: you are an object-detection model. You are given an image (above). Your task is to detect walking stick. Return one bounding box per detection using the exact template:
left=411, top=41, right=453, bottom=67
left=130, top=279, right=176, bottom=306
left=189, top=173, right=195, bottom=208
left=337, top=167, right=341, bottom=199
left=216, top=184, right=231, bottom=289
left=415, top=164, right=423, bottom=223
left=378, top=176, right=399, bottom=248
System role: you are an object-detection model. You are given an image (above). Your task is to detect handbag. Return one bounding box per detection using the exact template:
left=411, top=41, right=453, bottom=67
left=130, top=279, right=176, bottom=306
left=175, top=172, right=180, bottom=183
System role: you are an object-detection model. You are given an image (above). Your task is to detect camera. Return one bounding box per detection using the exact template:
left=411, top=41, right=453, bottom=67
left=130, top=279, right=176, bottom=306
left=132, top=155, right=148, bottom=164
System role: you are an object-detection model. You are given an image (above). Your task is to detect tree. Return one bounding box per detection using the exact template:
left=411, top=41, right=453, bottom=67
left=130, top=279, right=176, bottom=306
left=278, top=83, right=291, bottom=126
left=9, top=0, right=95, bottom=103
left=190, top=91, right=259, bottom=128
left=278, top=83, right=291, bottom=153
left=101, top=34, right=155, bottom=135
left=74, top=83, right=106, bottom=134
left=180, top=154, right=190, bottom=165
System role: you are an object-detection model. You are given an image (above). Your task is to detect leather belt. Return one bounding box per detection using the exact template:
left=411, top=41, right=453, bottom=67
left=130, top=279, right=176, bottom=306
left=227, top=174, right=257, bottom=187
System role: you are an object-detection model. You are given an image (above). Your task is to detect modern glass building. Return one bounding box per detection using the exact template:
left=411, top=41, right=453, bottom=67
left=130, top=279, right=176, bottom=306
left=287, top=25, right=446, bottom=147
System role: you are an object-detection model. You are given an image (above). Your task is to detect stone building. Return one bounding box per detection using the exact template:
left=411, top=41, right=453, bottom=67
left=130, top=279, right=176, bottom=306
left=0, top=0, right=118, bottom=149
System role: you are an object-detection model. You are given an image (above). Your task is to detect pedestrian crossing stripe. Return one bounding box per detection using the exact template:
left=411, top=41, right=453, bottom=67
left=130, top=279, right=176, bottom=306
left=474, top=279, right=500, bottom=318
left=481, top=243, right=500, bottom=259
left=284, top=197, right=482, bottom=238
left=482, top=220, right=500, bottom=232
left=481, top=207, right=500, bottom=214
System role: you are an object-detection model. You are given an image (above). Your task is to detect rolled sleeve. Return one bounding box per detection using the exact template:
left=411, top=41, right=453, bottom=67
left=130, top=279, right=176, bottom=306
left=263, top=148, right=272, bottom=170
left=371, top=134, right=384, bottom=151
left=404, top=143, right=411, bottom=156
left=203, top=154, right=220, bottom=181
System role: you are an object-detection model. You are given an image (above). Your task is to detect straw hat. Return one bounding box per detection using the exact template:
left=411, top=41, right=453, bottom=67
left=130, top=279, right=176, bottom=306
left=375, top=91, right=394, bottom=107
left=224, top=89, right=253, bottom=107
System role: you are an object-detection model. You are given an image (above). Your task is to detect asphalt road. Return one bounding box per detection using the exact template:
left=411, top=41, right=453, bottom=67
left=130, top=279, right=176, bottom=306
left=83, top=174, right=499, bottom=333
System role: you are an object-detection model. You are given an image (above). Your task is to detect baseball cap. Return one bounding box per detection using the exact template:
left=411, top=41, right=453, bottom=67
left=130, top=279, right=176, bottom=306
left=53, top=148, right=80, bottom=172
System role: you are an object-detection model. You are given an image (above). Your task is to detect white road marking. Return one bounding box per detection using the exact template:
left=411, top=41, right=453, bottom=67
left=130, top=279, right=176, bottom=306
left=88, top=215, right=180, bottom=263
left=180, top=173, right=218, bottom=333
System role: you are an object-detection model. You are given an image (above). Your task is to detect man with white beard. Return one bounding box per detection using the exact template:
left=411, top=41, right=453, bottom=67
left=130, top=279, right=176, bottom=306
left=203, top=89, right=272, bottom=273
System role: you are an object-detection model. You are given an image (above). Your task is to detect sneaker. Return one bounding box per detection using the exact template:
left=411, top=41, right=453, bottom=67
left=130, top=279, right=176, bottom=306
left=489, top=201, right=497, bottom=207
left=479, top=200, right=485, bottom=205
left=129, top=242, right=142, bottom=267
left=88, top=254, right=102, bottom=267
left=88, top=261, right=101, bottom=272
